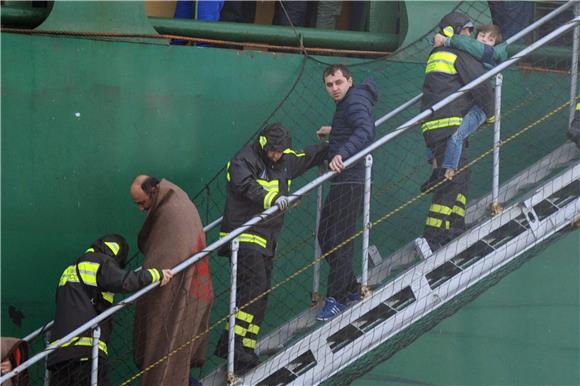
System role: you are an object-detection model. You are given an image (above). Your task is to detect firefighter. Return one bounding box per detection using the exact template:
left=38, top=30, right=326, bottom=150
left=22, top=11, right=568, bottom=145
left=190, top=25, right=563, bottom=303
left=419, top=11, right=494, bottom=251
left=215, top=123, right=328, bottom=372
left=48, top=234, right=172, bottom=386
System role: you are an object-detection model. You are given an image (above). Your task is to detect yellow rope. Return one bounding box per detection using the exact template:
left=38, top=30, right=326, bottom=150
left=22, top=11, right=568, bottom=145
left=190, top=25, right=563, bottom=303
left=120, top=96, right=574, bottom=385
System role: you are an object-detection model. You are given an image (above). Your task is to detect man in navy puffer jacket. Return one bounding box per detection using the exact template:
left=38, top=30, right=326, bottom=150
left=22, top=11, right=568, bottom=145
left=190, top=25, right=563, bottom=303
left=315, top=64, right=378, bottom=321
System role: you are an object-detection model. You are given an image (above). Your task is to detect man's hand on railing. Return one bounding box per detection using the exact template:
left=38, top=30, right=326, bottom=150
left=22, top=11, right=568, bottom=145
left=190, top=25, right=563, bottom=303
left=317, top=125, right=332, bottom=140
left=0, top=360, right=12, bottom=375
left=329, top=154, right=344, bottom=173
left=160, top=269, right=173, bottom=287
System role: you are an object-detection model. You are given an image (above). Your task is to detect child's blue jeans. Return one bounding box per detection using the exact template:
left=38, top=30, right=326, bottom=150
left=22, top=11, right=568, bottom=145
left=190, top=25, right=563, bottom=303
left=442, top=105, right=487, bottom=170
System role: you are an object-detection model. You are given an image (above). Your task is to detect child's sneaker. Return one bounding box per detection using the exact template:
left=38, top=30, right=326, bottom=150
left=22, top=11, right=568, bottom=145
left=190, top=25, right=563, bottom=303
left=316, top=297, right=346, bottom=321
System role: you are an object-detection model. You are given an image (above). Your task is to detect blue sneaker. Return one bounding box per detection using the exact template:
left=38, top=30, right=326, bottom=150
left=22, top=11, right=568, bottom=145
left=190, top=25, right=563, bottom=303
left=316, top=297, right=346, bottom=321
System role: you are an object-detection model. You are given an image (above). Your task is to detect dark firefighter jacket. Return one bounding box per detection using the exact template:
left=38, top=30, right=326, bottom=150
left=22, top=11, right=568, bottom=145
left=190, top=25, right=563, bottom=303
left=420, top=46, right=494, bottom=147
left=48, top=250, right=162, bottom=366
left=220, top=141, right=329, bottom=257
left=329, top=78, right=378, bottom=183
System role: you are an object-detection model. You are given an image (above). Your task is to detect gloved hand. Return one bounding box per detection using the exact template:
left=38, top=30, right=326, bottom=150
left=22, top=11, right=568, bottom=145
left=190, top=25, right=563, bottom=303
left=275, top=195, right=289, bottom=211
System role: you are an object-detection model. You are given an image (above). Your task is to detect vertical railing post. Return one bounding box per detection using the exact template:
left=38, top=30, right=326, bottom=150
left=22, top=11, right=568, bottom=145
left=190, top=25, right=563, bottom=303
left=361, top=154, right=373, bottom=297
left=90, top=326, right=101, bottom=386
left=491, top=73, right=503, bottom=215
left=44, top=332, right=51, bottom=386
left=227, top=238, right=239, bottom=384
left=312, top=165, right=324, bottom=305
left=569, top=3, right=580, bottom=126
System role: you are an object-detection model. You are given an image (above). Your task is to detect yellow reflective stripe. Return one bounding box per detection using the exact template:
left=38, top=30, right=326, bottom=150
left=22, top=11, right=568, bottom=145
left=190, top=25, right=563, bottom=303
left=239, top=233, right=267, bottom=248
left=426, top=217, right=443, bottom=228
left=242, top=337, right=256, bottom=349
left=442, top=25, right=454, bottom=38
left=102, top=292, right=114, bottom=303
left=288, top=179, right=292, bottom=191
left=247, top=323, right=260, bottom=335
left=259, top=135, right=267, bottom=149
left=104, top=242, right=120, bottom=256
left=421, top=117, right=463, bottom=133
left=456, top=193, right=467, bottom=205
left=256, top=179, right=279, bottom=191
left=264, top=190, right=277, bottom=209
left=219, top=232, right=268, bottom=248
left=236, top=310, right=254, bottom=323
left=77, top=262, right=100, bottom=286
left=226, top=162, right=231, bottom=182
left=235, top=325, right=247, bottom=336
left=85, top=248, right=95, bottom=253
left=282, top=148, right=305, bottom=157
left=256, top=179, right=280, bottom=208
left=52, top=337, right=108, bottom=355
left=59, top=265, right=78, bottom=286
left=445, top=220, right=451, bottom=230
left=429, top=204, right=452, bottom=216
left=147, top=269, right=161, bottom=283
left=576, top=102, right=580, bottom=111
left=224, top=323, right=250, bottom=337
left=453, top=206, right=466, bottom=217
left=425, top=51, right=457, bottom=74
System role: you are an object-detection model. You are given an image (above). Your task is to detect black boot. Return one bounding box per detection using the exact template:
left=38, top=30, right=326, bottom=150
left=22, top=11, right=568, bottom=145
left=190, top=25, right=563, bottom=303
left=214, top=334, right=259, bottom=373
left=233, top=347, right=259, bottom=373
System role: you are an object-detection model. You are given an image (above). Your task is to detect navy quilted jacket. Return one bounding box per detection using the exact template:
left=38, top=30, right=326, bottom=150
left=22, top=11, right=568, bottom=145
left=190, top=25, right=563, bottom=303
left=329, top=78, right=378, bottom=183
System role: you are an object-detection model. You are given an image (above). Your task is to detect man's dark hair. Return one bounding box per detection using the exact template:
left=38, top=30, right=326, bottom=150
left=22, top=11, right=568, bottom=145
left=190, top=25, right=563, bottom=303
left=322, top=64, right=352, bottom=83
left=141, top=177, right=160, bottom=198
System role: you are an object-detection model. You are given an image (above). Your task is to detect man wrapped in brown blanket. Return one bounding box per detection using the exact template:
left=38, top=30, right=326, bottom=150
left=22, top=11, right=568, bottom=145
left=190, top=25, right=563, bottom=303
left=130, top=175, right=213, bottom=386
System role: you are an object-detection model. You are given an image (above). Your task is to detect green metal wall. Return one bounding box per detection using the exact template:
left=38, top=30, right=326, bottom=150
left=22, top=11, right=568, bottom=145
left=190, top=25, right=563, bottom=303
left=0, top=33, right=308, bottom=336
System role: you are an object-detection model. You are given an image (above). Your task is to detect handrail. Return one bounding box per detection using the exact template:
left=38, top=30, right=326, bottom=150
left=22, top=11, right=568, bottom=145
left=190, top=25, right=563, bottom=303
left=4, top=11, right=579, bottom=386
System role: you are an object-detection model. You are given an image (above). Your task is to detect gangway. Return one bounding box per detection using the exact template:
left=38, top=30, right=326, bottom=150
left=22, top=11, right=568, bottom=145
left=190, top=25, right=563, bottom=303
left=243, top=165, right=578, bottom=386
left=202, top=143, right=580, bottom=385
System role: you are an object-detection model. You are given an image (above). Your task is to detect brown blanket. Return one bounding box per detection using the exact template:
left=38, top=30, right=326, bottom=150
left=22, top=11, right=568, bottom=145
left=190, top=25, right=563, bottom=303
left=133, top=179, right=213, bottom=386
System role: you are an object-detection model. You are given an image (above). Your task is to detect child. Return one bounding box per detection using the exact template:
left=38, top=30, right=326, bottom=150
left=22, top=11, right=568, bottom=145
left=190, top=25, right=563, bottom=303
left=422, top=25, right=506, bottom=192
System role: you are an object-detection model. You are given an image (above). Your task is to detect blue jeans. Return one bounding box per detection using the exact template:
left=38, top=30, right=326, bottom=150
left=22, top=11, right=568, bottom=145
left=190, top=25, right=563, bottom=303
left=442, top=105, right=487, bottom=170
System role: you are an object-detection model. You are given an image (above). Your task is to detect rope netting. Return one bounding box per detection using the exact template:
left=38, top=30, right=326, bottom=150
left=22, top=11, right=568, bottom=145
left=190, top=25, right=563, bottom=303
left=18, top=2, right=579, bottom=386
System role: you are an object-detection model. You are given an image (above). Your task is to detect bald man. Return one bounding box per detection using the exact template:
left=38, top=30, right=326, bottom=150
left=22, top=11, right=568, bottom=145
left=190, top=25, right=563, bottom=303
left=130, top=175, right=159, bottom=212
left=130, top=175, right=213, bottom=386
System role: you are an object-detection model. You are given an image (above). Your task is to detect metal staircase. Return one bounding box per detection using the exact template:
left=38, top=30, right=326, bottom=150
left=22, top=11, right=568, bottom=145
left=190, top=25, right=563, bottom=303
left=202, top=144, right=580, bottom=386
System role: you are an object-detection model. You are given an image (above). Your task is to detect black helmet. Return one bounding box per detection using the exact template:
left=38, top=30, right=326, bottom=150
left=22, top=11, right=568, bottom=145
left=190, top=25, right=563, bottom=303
left=90, top=234, right=129, bottom=268
left=438, top=11, right=474, bottom=38
left=258, top=123, right=292, bottom=152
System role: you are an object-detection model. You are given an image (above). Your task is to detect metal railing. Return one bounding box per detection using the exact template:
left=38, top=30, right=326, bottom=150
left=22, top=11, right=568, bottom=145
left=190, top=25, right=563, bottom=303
left=3, top=3, right=579, bottom=384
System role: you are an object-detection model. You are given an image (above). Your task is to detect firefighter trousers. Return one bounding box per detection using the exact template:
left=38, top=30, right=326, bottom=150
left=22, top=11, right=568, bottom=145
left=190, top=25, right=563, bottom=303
left=216, top=249, right=273, bottom=354
left=423, top=136, right=470, bottom=248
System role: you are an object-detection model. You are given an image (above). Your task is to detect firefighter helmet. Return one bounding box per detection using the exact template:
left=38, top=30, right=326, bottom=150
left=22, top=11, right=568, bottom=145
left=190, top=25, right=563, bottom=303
left=91, top=234, right=130, bottom=268
left=439, top=11, right=474, bottom=38
left=258, top=123, right=292, bottom=152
